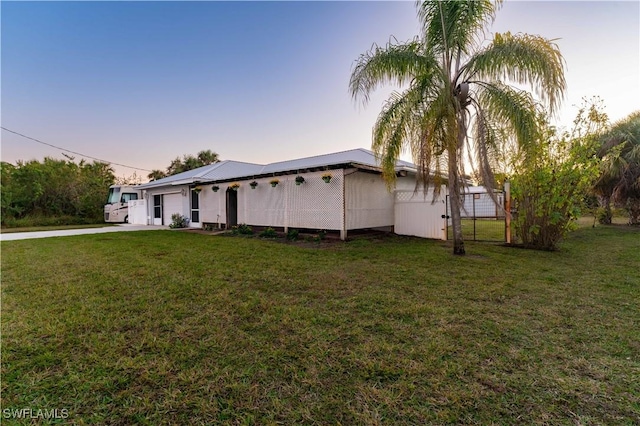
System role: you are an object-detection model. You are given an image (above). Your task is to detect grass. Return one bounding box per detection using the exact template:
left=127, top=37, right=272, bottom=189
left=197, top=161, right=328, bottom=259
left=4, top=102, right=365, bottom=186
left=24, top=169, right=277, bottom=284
left=0, top=223, right=117, bottom=234
left=447, top=218, right=506, bottom=242
left=2, top=224, right=639, bottom=424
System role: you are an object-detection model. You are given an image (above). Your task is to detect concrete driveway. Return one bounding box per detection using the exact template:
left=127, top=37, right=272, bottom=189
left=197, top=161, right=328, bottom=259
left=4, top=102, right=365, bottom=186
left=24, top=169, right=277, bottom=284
left=0, top=224, right=168, bottom=241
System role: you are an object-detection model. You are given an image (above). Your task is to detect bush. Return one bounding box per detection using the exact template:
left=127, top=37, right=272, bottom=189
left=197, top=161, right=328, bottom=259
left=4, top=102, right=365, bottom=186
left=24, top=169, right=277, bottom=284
left=511, top=109, right=601, bottom=250
left=169, top=214, right=189, bottom=229
left=231, top=224, right=253, bottom=235
left=259, top=227, right=278, bottom=238
left=286, top=229, right=299, bottom=241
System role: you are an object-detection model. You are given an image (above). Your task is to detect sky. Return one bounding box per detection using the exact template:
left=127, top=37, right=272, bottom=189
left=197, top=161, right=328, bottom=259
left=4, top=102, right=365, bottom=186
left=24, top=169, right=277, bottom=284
left=2, top=1, right=639, bottom=180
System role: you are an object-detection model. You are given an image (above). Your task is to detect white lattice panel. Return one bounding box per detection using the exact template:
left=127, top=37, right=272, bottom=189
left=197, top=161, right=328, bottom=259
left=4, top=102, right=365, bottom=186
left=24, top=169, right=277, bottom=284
left=198, top=173, right=345, bottom=230
left=201, top=185, right=226, bottom=224
left=345, top=171, right=396, bottom=229
left=395, top=187, right=443, bottom=203
left=285, top=172, right=343, bottom=230
left=241, top=178, right=286, bottom=226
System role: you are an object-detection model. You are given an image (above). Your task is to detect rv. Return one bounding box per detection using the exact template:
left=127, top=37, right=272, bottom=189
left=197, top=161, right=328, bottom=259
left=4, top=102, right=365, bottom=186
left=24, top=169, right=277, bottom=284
left=104, top=185, right=141, bottom=223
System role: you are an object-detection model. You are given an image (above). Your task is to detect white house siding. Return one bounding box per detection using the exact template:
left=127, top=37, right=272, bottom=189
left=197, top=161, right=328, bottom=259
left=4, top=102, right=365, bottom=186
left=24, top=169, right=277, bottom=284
left=128, top=199, right=147, bottom=225
left=162, top=193, right=184, bottom=226
left=239, top=178, right=286, bottom=227
left=200, top=185, right=227, bottom=226
left=394, top=186, right=447, bottom=240
left=345, top=171, right=415, bottom=230
left=142, top=189, right=188, bottom=226
left=230, top=172, right=344, bottom=230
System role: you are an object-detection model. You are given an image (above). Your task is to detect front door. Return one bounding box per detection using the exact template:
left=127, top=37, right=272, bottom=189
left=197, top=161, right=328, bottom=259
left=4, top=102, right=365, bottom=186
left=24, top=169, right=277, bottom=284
left=153, top=195, right=162, bottom=225
left=226, top=188, right=238, bottom=228
left=190, top=189, right=200, bottom=227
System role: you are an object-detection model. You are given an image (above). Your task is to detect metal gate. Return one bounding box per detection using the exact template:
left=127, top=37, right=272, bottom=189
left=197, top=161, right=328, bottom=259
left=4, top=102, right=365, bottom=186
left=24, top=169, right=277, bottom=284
left=446, top=191, right=506, bottom=242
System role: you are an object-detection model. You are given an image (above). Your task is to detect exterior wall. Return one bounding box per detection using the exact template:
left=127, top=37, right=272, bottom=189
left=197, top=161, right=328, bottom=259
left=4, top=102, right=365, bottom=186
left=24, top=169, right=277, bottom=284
left=199, top=171, right=345, bottom=230
left=345, top=171, right=415, bottom=230
left=394, top=186, right=447, bottom=240
left=128, top=199, right=147, bottom=225
left=200, top=185, right=227, bottom=226
left=142, top=188, right=189, bottom=226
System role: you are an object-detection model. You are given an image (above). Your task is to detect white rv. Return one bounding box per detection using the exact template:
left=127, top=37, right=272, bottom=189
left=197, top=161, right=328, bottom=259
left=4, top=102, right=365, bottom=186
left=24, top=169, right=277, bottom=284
left=104, top=185, right=141, bottom=223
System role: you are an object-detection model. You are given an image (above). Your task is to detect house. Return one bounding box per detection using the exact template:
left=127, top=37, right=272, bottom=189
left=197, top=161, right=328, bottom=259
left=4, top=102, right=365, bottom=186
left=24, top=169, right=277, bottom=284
left=133, top=148, right=447, bottom=240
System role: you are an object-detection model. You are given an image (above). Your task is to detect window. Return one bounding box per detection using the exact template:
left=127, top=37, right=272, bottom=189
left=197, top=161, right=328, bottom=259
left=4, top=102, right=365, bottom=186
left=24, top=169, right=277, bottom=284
left=121, top=192, right=139, bottom=203
left=107, top=187, right=120, bottom=204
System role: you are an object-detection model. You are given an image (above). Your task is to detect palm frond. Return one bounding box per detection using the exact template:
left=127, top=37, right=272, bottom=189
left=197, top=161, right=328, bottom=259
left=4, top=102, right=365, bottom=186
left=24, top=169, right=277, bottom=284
left=372, top=80, right=451, bottom=192
left=475, top=81, right=542, bottom=157
left=349, top=39, right=438, bottom=104
left=464, top=32, right=566, bottom=114
left=469, top=101, right=499, bottom=189
left=417, top=0, right=499, bottom=57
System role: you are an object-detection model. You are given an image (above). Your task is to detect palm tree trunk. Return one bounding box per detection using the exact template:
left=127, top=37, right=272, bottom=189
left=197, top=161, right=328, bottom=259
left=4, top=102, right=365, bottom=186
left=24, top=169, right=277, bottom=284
left=600, top=195, right=612, bottom=224
left=448, top=151, right=465, bottom=255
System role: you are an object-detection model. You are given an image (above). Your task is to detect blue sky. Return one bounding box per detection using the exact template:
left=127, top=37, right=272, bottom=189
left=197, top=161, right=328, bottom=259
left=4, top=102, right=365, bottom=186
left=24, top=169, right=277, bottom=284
left=2, top=1, right=639, bottom=179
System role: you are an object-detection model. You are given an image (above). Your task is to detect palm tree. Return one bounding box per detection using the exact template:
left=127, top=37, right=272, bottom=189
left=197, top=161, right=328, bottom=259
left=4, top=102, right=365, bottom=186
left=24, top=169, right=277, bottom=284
left=595, top=111, right=640, bottom=224
left=197, top=149, right=220, bottom=166
left=349, top=0, right=565, bottom=254
left=147, top=169, right=167, bottom=181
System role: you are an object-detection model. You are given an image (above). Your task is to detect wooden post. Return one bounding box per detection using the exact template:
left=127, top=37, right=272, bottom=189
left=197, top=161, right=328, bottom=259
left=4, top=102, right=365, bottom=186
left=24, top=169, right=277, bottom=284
left=504, top=181, right=511, bottom=244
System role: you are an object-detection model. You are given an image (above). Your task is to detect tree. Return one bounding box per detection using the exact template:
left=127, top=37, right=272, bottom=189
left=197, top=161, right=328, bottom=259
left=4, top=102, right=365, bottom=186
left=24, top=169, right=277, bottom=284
left=147, top=169, right=167, bottom=181
left=594, top=111, right=640, bottom=224
left=510, top=106, right=603, bottom=250
left=164, top=150, right=220, bottom=177
left=349, top=0, right=565, bottom=254
left=1, top=157, right=115, bottom=226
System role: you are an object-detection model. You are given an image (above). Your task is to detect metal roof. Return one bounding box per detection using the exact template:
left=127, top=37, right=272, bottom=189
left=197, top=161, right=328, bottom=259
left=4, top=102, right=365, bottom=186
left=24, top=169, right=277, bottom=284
left=137, top=148, right=416, bottom=189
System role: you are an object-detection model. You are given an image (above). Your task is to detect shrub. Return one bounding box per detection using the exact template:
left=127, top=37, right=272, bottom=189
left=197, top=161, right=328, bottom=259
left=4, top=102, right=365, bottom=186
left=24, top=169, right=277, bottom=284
left=259, top=227, right=277, bottom=238
left=286, top=229, right=299, bottom=241
left=511, top=108, right=601, bottom=250
left=231, top=223, right=253, bottom=235
left=169, top=214, right=189, bottom=229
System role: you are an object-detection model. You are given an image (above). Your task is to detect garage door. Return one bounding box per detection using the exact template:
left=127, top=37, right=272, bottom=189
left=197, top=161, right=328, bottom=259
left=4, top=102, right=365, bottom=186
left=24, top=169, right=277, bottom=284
left=163, top=193, right=183, bottom=226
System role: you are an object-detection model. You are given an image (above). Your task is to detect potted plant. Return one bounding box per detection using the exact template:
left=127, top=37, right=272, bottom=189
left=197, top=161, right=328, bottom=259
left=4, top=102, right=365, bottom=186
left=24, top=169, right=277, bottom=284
left=212, top=185, right=220, bottom=192
left=229, top=183, right=240, bottom=191
left=270, top=179, right=280, bottom=187
left=322, top=173, right=332, bottom=183
left=249, top=181, right=258, bottom=189
left=193, top=186, right=202, bottom=194
left=295, top=176, right=305, bottom=185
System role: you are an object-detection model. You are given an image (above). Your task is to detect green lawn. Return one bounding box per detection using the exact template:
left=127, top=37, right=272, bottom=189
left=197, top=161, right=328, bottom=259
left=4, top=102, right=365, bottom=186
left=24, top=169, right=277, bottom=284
left=2, top=225, right=639, bottom=424
left=0, top=223, right=116, bottom=234
left=447, top=218, right=506, bottom=241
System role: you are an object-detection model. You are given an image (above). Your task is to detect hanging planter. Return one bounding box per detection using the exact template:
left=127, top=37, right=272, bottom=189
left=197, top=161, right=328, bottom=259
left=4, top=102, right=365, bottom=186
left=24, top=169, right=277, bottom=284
left=295, top=176, right=305, bottom=185
left=322, top=173, right=332, bottom=183
left=250, top=181, right=258, bottom=189
left=270, top=179, right=280, bottom=187
left=212, top=185, right=220, bottom=192
left=193, top=186, right=202, bottom=194
left=229, top=183, right=240, bottom=191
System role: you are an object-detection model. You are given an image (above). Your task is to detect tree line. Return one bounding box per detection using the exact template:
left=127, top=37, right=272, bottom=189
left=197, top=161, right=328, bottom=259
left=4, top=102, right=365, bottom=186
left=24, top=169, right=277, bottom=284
left=1, top=149, right=221, bottom=228
left=1, top=157, right=115, bottom=227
